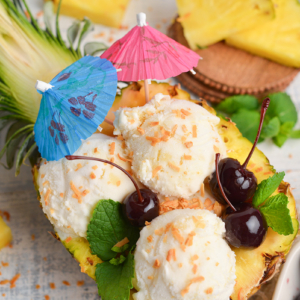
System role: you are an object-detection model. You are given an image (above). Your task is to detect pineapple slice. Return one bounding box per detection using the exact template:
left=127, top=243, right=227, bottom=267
left=226, top=0, right=300, bottom=68
left=51, top=0, right=130, bottom=28
left=0, top=215, right=12, bottom=250
left=33, top=83, right=298, bottom=300
left=176, top=0, right=275, bottom=48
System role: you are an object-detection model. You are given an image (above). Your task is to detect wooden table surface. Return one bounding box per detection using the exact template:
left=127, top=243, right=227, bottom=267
left=0, top=0, right=300, bottom=299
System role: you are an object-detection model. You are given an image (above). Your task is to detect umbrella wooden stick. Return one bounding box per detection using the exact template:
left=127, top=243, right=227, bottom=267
left=104, top=118, right=114, bottom=126
left=144, top=80, right=150, bottom=103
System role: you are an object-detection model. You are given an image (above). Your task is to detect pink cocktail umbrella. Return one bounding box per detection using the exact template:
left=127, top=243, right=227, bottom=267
left=101, top=12, right=201, bottom=102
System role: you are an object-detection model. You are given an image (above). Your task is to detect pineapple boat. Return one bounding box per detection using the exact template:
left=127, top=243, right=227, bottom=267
left=33, top=86, right=298, bottom=300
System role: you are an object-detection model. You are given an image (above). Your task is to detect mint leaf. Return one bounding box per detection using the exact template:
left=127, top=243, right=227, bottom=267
left=291, top=129, right=300, bottom=139
left=96, top=251, right=134, bottom=300
left=259, top=194, right=293, bottom=235
left=261, top=117, right=280, bottom=139
left=266, top=92, right=298, bottom=125
left=109, top=255, right=126, bottom=265
left=111, top=244, right=129, bottom=253
left=231, top=109, right=260, bottom=143
left=87, top=200, right=140, bottom=261
left=252, top=172, right=285, bottom=208
left=216, top=95, right=258, bottom=114
left=273, top=122, right=295, bottom=147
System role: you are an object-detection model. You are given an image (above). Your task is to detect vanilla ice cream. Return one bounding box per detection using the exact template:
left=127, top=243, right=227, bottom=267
left=133, top=209, right=236, bottom=300
left=113, top=93, right=226, bottom=198
left=38, top=133, right=136, bottom=238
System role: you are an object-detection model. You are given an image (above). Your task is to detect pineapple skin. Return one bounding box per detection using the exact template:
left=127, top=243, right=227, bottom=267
left=32, top=84, right=298, bottom=300
left=226, top=0, right=300, bottom=68
left=51, top=0, right=130, bottom=28
left=0, top=216, right=12, bottom=250
left=176, top=0, right=275, bottom=48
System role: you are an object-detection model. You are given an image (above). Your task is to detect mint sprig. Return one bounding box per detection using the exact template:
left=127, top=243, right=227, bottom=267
left=252, top=172, right=293, bottom=236
left=87, top=199, right=140, bottom=261
left=96, top=251, right=135, bottom=300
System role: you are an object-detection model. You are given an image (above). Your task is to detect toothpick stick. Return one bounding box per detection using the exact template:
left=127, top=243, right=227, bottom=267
left=104, top=118, right=114, bottom=126
left=144, top=80, right=150, bottom=103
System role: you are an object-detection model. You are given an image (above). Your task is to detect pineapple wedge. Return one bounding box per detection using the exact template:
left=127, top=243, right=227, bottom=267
left=176, top=0, right=275, bottom=48
left=226, top=0, right=300, bottom=68
left=0, top=215, right=12, bottom=250
left=33, top=83, right=298, bottom=300
left=51, top=0, right=130, bottom=28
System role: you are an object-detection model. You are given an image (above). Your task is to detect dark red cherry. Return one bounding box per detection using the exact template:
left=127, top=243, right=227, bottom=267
left=65, top=155, right=159, bottom=227
left=214, top=153, right=267, bottom=249
left=209, top=98, right=270, bottom=205
left=225, top=206, right=267, bottom=248
left=123, top=189, right=159, bottom=227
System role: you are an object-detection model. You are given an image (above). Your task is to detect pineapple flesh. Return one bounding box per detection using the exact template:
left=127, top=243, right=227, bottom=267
left=176, top=0, right=275, bottom=49
left=0, top=216, right=12, bottom=250
left=226, top=0, right=300, bottom=68
left=33, top=83, right=298, bottom=300
left=51, top=0, right=130, bottom=28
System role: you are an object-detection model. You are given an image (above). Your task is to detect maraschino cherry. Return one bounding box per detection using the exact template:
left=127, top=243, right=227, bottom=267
left=215, top=153, right=267, bottom=248
left=65, top=155, right=159, bottom=227
left=209, top=98, right=270, bottom=205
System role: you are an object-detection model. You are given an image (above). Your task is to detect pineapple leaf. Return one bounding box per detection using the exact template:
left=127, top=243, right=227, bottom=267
left=67, top=20, right=81, bottom=48
left=43, top=1, right=54, bottom=35
left=22, top=142, right=37, bottom=165
left=77, top=17, right=94, bottom=54
left=84, top=42, right=107, bottom=56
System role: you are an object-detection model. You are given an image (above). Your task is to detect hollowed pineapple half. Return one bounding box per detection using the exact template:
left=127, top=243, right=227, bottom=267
left=0, top=215, right=12, bottom=250
left=32, top=83, right=298, bottom=300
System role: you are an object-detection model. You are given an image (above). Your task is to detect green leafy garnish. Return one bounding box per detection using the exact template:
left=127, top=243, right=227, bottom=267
left=96, top=251, right=135, bottom=300
left=109, top=255, right=126, bottom=265
left=215, top=92, right=299, bottom=147
left=111, top=244, right=129, bottom=253
left=252, top=172, right=285, bottom=207
left=87, top=200, right=140, bottom=261
left=252, top=172, right=293, bottom=236
left=259, top=194, right=294, bottom=235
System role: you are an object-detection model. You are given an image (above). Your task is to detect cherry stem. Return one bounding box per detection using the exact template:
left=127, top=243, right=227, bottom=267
left=215, top=153, right=236, bottom=212
left=242, top=97, right=270, bottom=169
left=65, top=155, right=144, bottom=203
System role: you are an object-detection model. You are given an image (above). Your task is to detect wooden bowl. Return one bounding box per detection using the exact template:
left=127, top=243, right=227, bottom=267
left=168, top=21, right=300, bottom=103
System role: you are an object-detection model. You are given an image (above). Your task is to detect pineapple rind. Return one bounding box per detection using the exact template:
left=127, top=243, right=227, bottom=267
left=52, top=0, right=130, bottom=28
left=226, top=0, right=300, bottom=68
left=0, top=216, right=12, bottom=250
left=176, top=0, right=275, bottom=48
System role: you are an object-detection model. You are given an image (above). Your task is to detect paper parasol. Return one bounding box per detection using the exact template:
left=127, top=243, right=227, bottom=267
left=34, top=56, right=117, bottom=161
left=101, top=12, right=201, bottom=101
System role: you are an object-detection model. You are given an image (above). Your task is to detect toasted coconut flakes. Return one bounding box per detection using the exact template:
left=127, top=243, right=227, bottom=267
left=154, top=131, right=159, bottom=137
left=164, top=222, right=173, bottom=233
left=161, top=134, right=170, bottom=142
left=161, top=200, right=178, bottom=209
left=182, top=125, right=188, bottom=133
left=184, top=141, right=193, bottom=148
left=172, top=109, right=181, bottom=118
left=82, top=190, right=90, bottom=196
left=50, top=209, right=54, bottom=215
left=117, top=153, right=132, bottom=162
left=205, top=287, right=213, bottom=294
left=168, top=162, right=180, bottom=172
left=184, top=171, right=188, bottom=175
left=137, top=127, right=145, bottom=135
left=154, top=228, right=164, bottom=236
left=114, top=237, right=129, bottom=248
left=185, top=235, right=193, bottom=246
left=147, top=110, right=154, bottom=116
left=94, top=147, right=98, bottom=153
left=213, top=145, right=219, bottom=152
left=166, top=249, right=177, bottom=262
left=49, top=283, right=55, bottom=289
left=183, top=154, right=192, bottom=160
left=116, top=181, right=121, bottom=187
left=204, top=198, right=212, bottom=208
left=163, top=235, right=168, bottom=243
left=110, top=157, right=115, bottom=168
left=213, top=202, right=223, bottom=217
left=181, top=109, right=191, bottom=116
left=192, top=125, right=197, bottom=138
left=122, top=141, right=126, bottom=149
left=207, top=257, right=210, bottom=260
left=150, top=122, right=159, bottom=126
left=117, top=135, right=124, bottom=140
left=129, top=119, right=135, bottom=124
left=181, top=136, right=187, bottom=143
left=192, top=216, right=206, bottom=228
left=43, top=181, right=49, bottom=186
left=90, top=172, right=96, bottom=179
left=75, top=163, right=82, bottom=171
left=148, top=276, right=154, bottom=280
left=62, top=281, right=70, bottom=286
left=178, top=263, right=183, bottom=268
left=216, top=262, right=219, bottom=266
left=0, top=280, right=9, bottom=285
left=109, top=142, right=115, bottom=155
left=145, top=221, right=151, bottom=226
left=200, top=183, right=205, bottom=197
left=255, top=167, right=263, bottom=172
left=153, top=259, right=161, bottom=268
left=147, top=235, right=153, bottom=243
left=92, top=165, right=98, bottom=170
left=44, top=188, right=51, bottom=206
left=65, top=237, right=72, bottom=243
left=181, top=114, right=186, bottom=119
left=152, top=166, right=162, bottom=178
left=146, top=136, right=161, bottom=146
left=79, top=186, right=83, bottom=189
left=192, top=264, right=197, bottom=274
left=146, top=249, right=151, bottom=253
left=41, top=174, right=45, bottom=178
left=36, top=284, right=41, bottom=289
left=70, top=181, right=82, bottom=203
left=172, top=227, right=185, bottom=245
left=171, top=125, right=178, bottom=137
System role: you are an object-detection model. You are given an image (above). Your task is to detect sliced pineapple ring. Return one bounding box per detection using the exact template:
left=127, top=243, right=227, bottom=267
left=226, top=0, right=300, bottom=68
left=176, top=0, right=275, bottom=48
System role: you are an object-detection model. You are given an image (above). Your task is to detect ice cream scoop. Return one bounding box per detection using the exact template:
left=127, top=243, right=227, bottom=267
left=37, top=133, right=135, bottom=238
left=113, top=93, right=226, bottom=198
left=133, top=208, right=236, bottom=300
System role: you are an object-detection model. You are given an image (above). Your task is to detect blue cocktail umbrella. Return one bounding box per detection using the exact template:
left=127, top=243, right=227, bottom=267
left=34, top=56, right=118, bottom=161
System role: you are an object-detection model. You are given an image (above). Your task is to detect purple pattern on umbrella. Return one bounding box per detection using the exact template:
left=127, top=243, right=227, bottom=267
left=49, top=112, right=69, bottom=146
left=69, top=92, right=97, bottom=119
left=57, top=72, right=72, bottom=82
